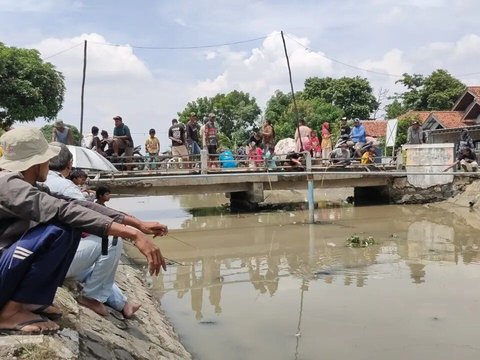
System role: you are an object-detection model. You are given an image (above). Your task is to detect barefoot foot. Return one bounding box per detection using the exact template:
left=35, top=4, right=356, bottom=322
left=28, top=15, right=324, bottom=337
left=122, top=301, right=141, bottom=319
left=77, top=296, right=109, bottom=316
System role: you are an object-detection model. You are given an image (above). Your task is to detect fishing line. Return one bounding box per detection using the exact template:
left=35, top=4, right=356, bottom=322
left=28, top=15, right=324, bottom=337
left=166, top=234, right=198, bottom=249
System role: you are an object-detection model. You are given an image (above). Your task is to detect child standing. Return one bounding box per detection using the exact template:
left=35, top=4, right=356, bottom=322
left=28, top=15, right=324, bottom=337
left=321, top=122, right=332, bottom=164
left=310, top=130, right=321, bottom=158
left=145, top=128, right=160, bottom=170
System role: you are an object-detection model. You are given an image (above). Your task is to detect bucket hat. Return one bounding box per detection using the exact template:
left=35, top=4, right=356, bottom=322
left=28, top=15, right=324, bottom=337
left=0, top=128, right=61, bottom=172
left=53, top=120, right=64, bottom=128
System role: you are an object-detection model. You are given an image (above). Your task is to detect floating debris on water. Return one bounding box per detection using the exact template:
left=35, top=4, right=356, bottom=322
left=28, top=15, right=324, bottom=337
left=199, top=321, right=217, bottom=325
left=346, top=235, right=375, bottom=248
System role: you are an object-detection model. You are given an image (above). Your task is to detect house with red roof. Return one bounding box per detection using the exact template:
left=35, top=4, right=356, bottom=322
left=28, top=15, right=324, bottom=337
left=362, top=120, right=388, bottom=138
left=420, top=86, right=480, bottom=145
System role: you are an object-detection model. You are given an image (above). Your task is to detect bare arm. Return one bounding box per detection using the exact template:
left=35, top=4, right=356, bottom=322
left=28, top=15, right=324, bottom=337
left=443, top=160, right=459, bottom=172
left=108, top=222, right=166, bottom=275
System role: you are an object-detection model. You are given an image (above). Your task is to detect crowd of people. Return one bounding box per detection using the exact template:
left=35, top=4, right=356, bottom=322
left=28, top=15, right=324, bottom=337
left=50, top=113, right=383, bottom=171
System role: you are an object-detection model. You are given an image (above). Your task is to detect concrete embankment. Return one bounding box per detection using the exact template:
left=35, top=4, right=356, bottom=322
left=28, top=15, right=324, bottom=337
left=433, top=178, right=480, bottom=230
left=0, top=260, right=191, bottom=360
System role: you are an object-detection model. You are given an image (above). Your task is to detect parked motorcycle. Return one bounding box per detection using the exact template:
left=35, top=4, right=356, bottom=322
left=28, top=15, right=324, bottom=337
left=109, top=145, right=145, bottom=171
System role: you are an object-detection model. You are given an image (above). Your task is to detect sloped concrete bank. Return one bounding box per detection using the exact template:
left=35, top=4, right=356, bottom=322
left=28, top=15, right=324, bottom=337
left=389, top=176, right=474, bottom=204
left=0, top=260, right=191, bottom=360
left=432, top=178, right=480, bottom=230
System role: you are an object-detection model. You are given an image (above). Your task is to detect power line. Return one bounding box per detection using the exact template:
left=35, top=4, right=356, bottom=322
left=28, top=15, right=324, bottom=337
left=88, top=34, right=272, bottom=50
left=42, top=42, right=83, bottom=60
left=285, top=34, right=404, bottom=78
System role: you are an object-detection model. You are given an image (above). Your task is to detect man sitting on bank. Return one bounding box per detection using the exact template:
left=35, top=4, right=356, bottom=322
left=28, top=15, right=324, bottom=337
left=0, top=128, right=167, bottom=334
left=44, top=143, right=141, bottom=317
left=444, top=146, right=478, bottom=172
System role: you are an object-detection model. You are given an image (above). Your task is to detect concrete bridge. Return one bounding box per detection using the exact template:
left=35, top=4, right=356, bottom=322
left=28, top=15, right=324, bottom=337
left=89, top=144, right=478, bottom=217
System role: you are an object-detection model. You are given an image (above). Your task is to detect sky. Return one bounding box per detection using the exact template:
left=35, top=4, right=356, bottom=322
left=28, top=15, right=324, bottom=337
left=1, top=0, right=479, bottom=151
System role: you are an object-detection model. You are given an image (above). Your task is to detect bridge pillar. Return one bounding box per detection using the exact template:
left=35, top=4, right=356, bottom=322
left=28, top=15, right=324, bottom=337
left=354, top=186, right=391, bottom=205
left=229, top=183, right=264, bottom=211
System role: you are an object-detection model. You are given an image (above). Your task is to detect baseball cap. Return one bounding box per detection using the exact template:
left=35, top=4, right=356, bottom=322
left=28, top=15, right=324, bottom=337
left=0, top=128, right=61, bottom=172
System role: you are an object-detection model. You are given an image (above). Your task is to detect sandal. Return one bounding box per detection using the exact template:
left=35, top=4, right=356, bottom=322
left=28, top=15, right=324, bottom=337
left=32, top=305, right=63, bottom=321
left=0, top=316, right=58, bottom=335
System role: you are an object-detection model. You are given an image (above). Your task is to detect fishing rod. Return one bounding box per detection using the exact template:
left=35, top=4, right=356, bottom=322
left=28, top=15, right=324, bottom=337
left=119, top=256, right=187, bottom=267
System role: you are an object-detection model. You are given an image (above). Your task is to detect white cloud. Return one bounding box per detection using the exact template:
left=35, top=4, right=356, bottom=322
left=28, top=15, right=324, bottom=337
left=174, top=17, right=187, bottom=27
left=359, top=49, right=411, bottom=77
left=34, top=33, right=151, bottom=81
left=27, top=33, right=191, bottom=151
left=414, top=34, right=480, bottom=78
left=204, top=51, right=217, bottom=60
left=191, top=31, right=333, bottom=106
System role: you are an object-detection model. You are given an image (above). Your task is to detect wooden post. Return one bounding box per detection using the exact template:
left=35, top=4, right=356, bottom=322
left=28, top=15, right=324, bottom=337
left=80, top=40, right=87, bottom=137
left=280, top=31, right=303, bottom=151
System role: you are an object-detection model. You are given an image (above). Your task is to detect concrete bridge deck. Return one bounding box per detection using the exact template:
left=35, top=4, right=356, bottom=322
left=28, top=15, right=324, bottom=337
left=91, top=169, right=413, bottom=196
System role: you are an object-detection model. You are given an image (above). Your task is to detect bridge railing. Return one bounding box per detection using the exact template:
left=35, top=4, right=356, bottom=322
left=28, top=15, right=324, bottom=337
left=104, top=150, right=403, bottom=177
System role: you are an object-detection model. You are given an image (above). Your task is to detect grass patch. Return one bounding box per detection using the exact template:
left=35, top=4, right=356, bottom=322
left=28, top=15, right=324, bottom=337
left=14, top=343, right=57, bottom=360
left=346, top=235, right=375, bottom=248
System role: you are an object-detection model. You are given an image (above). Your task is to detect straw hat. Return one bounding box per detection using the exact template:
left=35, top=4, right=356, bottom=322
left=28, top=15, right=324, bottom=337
left=0, top=128, right=61, bottom=172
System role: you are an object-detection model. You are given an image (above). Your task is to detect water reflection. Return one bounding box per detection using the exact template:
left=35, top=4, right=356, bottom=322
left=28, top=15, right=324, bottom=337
left=152, top=210, right=480, bottom=321
left=119, top=196, right=480, bottom=360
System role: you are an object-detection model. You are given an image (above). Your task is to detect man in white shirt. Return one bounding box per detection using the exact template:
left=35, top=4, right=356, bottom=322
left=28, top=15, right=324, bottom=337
left=44, top=143, right=141, bottom=318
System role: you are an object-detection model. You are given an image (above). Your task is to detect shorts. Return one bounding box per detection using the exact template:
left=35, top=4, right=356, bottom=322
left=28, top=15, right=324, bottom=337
left=172, top=145, right=189, bottom=158
left=207, top=145, right=217, bottom=155
left=115, top=139, right=133, bottom=156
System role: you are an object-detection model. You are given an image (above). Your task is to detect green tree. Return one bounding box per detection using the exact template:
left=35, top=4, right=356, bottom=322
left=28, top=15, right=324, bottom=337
left=264, top=90, right=292, bottom=124
left=393, top=69, right=465, bottom=111
left=178, top=90, right=261, bottom=146
left=303, top=76, right=378, bottom=119
left=385, top=99, right=407, bottom=119
left=273, top=98, right=343, bottom=139
left=41, top=123, right=81, bottom=145
left=0, top=43, right=65, bottom=129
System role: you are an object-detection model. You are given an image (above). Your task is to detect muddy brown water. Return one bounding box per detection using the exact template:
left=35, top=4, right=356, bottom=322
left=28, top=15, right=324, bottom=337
left=111, top=190, right=480, bottom=360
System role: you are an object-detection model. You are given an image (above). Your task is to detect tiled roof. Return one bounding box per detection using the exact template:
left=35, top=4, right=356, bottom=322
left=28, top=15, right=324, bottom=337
left=361, top=120, right=387, bottom=137
left=430, top=111, right=465, bottom=128
left=398, top=111, right=431, bottom=123
left=467, top=86, right=480, bottom=98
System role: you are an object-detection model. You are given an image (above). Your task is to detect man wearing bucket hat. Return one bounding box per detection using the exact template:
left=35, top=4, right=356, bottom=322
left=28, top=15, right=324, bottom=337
left=407, top=120, right=424, bottom=145
left=0, top=128, right=168, bottom=334
left=52, top=119, right=74, bottom=145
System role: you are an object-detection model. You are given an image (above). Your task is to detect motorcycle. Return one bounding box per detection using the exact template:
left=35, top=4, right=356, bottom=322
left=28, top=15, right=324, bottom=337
left=132, top=145, right=145, bottom=170
left=109, top=145, right=145, bottom=171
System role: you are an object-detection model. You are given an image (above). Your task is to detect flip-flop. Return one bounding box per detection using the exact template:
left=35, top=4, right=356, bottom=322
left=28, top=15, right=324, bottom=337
left=0, top=316, right=58, bottom=336
left=32, top=305, right=63, bottom=321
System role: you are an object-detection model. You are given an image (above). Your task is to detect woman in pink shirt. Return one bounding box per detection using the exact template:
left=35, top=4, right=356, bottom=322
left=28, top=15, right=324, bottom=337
left=294, top=119, right=312, bottom=152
